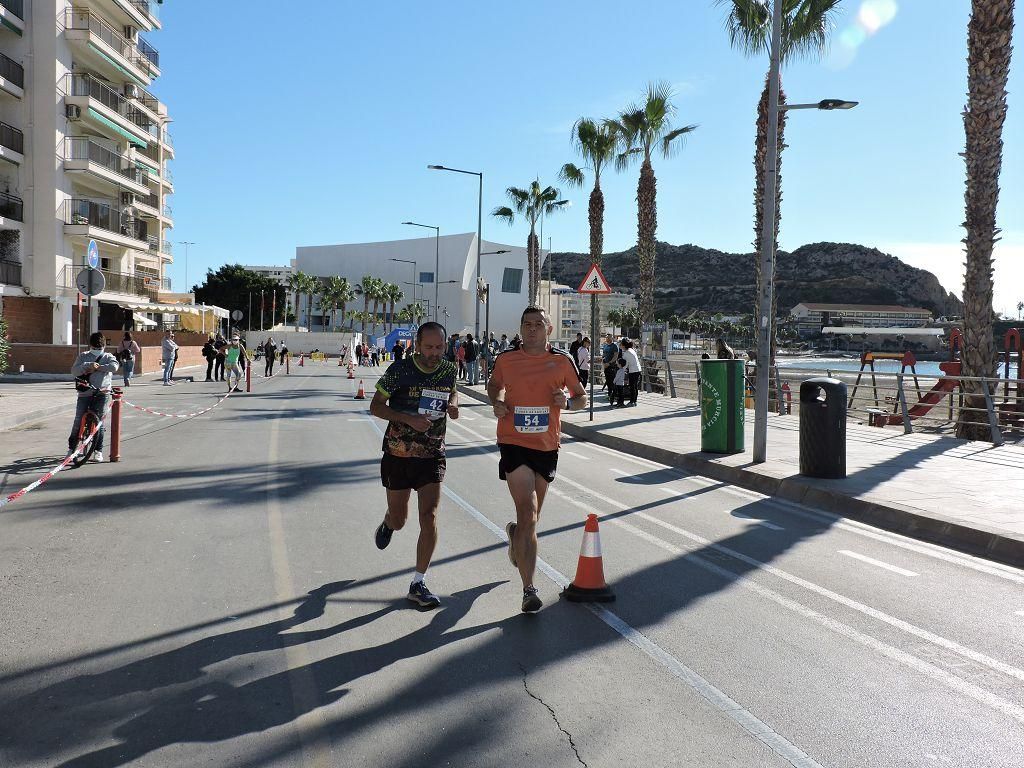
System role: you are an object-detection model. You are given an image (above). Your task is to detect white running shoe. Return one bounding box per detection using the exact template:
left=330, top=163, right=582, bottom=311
left=90, top=451, right=103, bottom=463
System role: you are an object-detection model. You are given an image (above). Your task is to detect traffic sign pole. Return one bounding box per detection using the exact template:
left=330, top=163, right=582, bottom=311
left=577, top=263, right=611, bottom=422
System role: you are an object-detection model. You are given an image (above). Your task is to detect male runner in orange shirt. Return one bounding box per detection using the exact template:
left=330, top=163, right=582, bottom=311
left=487, top=306, right=587, bottom=613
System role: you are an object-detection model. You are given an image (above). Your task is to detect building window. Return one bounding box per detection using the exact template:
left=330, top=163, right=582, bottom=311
left=419, top=272, right=434, bottom=284
left=501, top=267, right=523, bottom=293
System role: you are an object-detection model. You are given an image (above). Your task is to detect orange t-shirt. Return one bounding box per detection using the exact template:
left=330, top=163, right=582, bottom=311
left=489, top=346, right=580, bottom=452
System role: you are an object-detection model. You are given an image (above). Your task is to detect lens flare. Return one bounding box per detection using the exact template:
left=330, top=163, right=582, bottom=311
left=829, top=0, right=899, bottom=69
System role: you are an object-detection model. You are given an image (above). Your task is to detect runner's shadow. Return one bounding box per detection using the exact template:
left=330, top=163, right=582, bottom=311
left=49, top=582, right=505, bottom=768
left=0, top=455, right=70, bottom=477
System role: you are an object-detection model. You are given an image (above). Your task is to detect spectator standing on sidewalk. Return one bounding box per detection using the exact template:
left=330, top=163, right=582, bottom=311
left=612, top=357, right=628, bottom=407
left=202, top=335, right=217, bottom=381
left=67, top=332, right=119, bottom=463
left=392, top=340, right=405, bottom=362
left=264, top=337, right=278, bottom=376
left=455, top=336, right=466, bottom=380
left=214, top=333, right=227, bottom=381
left=161, top=330, right=178, bottom=386
left=601, top=333, right=619, bottom=394
left=499, top=334, right=510, bottom=353
left=117, top=332, right=140, bottom=387
left=279, top=343, right=289, bottom=365
left=621, top=338, right=642, bottom=406
left=464, top=333, right=480, bottom=385
left=577, top=337, right=591, bottom=388
left=569, top=332, right=583, bottom=366
left=224, top=335, right=243, bottom=392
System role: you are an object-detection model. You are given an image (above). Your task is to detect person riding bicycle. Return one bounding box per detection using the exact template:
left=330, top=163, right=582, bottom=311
left=67, top=332, right=119, bottom=463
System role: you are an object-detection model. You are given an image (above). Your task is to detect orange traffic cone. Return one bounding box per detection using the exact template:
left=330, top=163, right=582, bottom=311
left=354, top=380, right=366, bottom=400
left=298, top=354, right=304, bottom=367
left=562, top=514, right=615, bottom=602
left=347, top=360, right=355, bottom=379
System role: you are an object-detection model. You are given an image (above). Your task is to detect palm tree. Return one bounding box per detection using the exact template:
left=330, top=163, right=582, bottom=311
left=320, top=276, right=348, bottom=330
left=384, top=283, right=404, bottom=333
left=718, top=0, right=840, bottom=361
left=492, top=179, right=568, bottom=306
left=316, top=292, right=332, bottom=332
left=608, top=82, right=697, bottom=327
left=287, top=271, right=309, bottom=329
left=396, top=306, right=414, bottom=326
left=407, top=301, right=427, bottom=325
left=336, top=277, right=356, bottom=330
left=607, top=308, right=623, bottom=336
left=368, top=278, right=387, bottom=336
left=288, top=272, right=319, bottom=332
left=958, top=0, right=1015, bottom=440
left=560, top=118, right=618, bottom=268
left=1018, top=301, right=1023, bottom=321
left=359, top=275, right=375, bottom=335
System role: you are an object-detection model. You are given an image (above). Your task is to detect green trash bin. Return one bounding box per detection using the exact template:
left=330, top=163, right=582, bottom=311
left=700, top=359, right=745, bottom=453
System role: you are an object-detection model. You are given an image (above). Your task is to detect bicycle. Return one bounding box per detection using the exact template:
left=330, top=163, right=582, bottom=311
left=69, top=383, right=118, bottom=468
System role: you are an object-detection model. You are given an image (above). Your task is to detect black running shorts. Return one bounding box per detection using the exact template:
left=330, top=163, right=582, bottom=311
left=380, top=453, right=446, bottom=490
left=498, top=443, right=559, bottom=484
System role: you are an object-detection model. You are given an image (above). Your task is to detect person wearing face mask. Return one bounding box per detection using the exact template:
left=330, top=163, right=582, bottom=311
left=67, top=332, right=119, bottom=463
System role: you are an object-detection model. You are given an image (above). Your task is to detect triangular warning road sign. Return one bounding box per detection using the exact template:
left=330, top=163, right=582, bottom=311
left=577, top=263, right=612, bottom=294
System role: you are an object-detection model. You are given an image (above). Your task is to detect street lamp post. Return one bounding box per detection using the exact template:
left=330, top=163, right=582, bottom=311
left=177, top=240, right=196, bottom=294
left=402, top=222, right=439, bottom=321
left=428, top=164, right=483, bottom=337
left=752, top=0, right=858, bottom=464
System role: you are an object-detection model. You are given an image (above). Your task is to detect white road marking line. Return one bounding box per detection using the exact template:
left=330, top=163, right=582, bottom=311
left=460, top=413, right=476, bottom=421
left=609, top=468, right=629, bottom=476
left=659, top=487, right=678, bottom=496
left=734, top=512, right=785, bottom=531
left=839, top=550, right=918, bottom=577
left=378, top=419, right=825, bottom=766
left=347, top=418, right=367, bottom=422
left=1015, top=611, right=1024, bottom=617
left=446, top=418, right=1024, bottom=690
left=563, top=451, right=587, bottom=460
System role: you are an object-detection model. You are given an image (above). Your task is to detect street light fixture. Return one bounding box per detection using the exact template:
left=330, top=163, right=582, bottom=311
left=428, top=164, right=484, bottom=337
left=752, top=0, right=858, bottom=464
left=402, top=221, right=440, bottom=321
left=177, top=240, right=196, bottom=294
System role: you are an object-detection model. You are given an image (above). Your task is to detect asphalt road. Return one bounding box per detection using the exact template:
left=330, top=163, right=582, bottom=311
left=1, top=365, right=1022, bottom=768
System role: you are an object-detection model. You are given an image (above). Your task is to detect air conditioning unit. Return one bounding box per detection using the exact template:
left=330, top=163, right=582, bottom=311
left=65, top=104, right=81, bottom=120
left=123, top=25, right=138, bottom=41
left=121, top=192, right=135, bottom=206
left=124, top=84, right=140, bottom=100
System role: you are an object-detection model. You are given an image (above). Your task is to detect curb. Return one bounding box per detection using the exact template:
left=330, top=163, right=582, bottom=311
left=457, top=385, right=1024, bottom=569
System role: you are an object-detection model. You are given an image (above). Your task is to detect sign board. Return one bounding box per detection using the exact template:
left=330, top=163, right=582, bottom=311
left=577, top=263, right=611, bottom=294
left=76, top=268, right=105, bottom=297
left=231, top=309, right=244, bottom=321
left=86, top=240, right=99, bottom=270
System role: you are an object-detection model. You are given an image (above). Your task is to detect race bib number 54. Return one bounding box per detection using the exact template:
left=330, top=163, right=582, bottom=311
left=418, top=389, right=450, bottom=420
left=514, top=406, right=550, bottom=433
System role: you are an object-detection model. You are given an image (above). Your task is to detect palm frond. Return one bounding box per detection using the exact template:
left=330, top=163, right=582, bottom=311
left=783, top=0, right=842, bottom=61
left=661, top=124, right=698, bottom=158
left=614, top=146, right=642, bottom=173
left=492, top=205, right=516, bottom=226
left=559, top=162, right=586, bottom=188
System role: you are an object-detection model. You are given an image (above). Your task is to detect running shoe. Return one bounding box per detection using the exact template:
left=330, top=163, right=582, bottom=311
left=375, top=520, right=393, bottom=550
left=91, top=451, right=103, bottom=463
left=407, top=581, right=441, bottom=608
left=505, top=521, right=517, bottom=566
left=521, top=586, right=542, bottom=614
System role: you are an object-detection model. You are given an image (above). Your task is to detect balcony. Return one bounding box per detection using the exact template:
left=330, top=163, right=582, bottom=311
left=0, top=257, right=19, bottom=285
left=64, top=8, right=152, bottom=86
left=161, top=164, right=173, bottom=190
left=160, top=240, right=172, bottom=256
left=113, top=0, right=160, bottom=31
left=63, top=198, right=148, bottom=248
left=0, top=120, right=22, bottom=163
left=0, top=51, right=23, bottom=98
left=135, top=188, right=160, bottom=216
left=136, top=37, right=160, bottom=73
left=0, top=0, right=24, bottom=36
left=63, top=73, right=158, bottom=148
left=63, top=137, right=150, bottom=195
left=137, top=139, right=160, bottom=166
left=0, top=190, right=22, bottom=222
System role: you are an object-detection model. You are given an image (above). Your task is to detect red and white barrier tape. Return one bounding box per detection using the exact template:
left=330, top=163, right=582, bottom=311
left=122, top=388, right=233, bottom=418
left=0, top=423, right=98, bottom=509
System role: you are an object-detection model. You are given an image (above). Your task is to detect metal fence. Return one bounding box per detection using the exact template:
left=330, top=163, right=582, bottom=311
left=63, top=198, right=148, bottom=241
left=64, top=137, right=145, bottom=185
left=0, top=52, right=23, bottom=89
left=639, top=355, right=1022, bottom=446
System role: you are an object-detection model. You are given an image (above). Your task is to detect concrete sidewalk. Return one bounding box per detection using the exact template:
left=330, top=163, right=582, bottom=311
left=458, top=383, right=1024, bottom=569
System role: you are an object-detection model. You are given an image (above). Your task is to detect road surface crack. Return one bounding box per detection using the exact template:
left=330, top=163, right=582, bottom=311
left=519, top=662, right=587, bottom=767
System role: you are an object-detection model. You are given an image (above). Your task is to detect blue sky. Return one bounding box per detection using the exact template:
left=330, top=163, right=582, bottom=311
left=155, top=1, right=1023, bottom=314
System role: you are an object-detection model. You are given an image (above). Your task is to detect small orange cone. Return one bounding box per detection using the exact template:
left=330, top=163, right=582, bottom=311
left=354, top=380, right=366, bottom=400
left=562, top=514, right=615, bottom=602
left=347, top=359, right=355, bottom=379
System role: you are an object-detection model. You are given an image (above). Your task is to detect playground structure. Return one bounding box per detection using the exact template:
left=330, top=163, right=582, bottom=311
left=849, top=327, right=1024, bottom=432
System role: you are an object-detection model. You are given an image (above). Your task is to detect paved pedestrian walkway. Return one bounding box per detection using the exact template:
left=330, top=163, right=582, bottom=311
left=457, top=383, right=1024, bottom=568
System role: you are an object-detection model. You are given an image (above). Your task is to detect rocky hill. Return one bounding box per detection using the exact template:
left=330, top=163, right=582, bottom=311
left=546, top=241, right=963, bottom=319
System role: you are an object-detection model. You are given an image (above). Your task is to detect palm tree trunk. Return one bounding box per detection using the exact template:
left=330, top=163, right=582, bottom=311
left=362, top=297, right=369, bottom=335
left=306, top=294, right=313, bottom=331
left=589, top=182, right=604, bottom=266
left=752, top=75, right=787, bottom=364
left=957, top=0, right=1014, bottom=440
left=636, top=158, right=657, bottom=326
left=527, top=228, right=540, bottom=306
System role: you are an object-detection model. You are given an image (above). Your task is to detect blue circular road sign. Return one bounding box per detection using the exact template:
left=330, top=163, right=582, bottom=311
left=87, top=240, right=99, bottom=270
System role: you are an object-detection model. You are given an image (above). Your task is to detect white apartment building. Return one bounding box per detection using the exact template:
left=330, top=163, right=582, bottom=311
left=539, top=279, right=637, bottom=345
left=791, top=302, right=933, bottom=337
left=249, top=263, right=295, bottom=287
left=0, top=0, right=175, bottom=346
left=295, top=233, right=535, bottom=340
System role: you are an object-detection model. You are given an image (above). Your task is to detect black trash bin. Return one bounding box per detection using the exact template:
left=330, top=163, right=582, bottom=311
left=799, top=377, right=847, bottom=479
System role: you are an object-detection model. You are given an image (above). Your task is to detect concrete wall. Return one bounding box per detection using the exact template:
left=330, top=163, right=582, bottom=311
left=250, top=330, right=364, bottom=356
left=9, top=343, right=207, bottom=375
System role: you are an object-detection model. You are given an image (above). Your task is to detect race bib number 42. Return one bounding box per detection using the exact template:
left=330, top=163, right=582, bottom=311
left=514, top=406, right=550, bottom=433
left=418, top=389, right=450, bottom=420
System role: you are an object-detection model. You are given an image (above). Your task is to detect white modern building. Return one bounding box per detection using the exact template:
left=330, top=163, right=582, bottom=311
left=0, top=0, right=176, bottom=346
left=791, top=302, right=933, bottom=337
left=249, top=262, right=295, bottom=287
left=539, top=279, right=637, bottom=345
left=295, top=233, right=536, bottom=340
